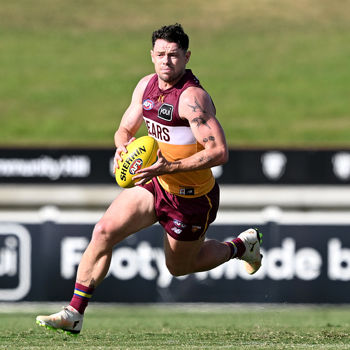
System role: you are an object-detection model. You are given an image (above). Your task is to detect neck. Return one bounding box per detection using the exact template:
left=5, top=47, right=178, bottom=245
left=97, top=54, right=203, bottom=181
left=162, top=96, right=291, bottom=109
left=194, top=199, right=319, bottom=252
left=158, top=70, right=186, bottom=90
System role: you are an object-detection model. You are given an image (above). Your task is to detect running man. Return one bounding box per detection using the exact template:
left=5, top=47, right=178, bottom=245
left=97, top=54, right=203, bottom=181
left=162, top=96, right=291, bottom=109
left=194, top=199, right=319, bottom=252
left=36, top=23, right=262, bottom=334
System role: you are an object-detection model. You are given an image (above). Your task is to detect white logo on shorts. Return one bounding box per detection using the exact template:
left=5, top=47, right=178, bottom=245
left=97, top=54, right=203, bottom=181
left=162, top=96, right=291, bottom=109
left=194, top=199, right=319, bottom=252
left=173, top=220, right=186, bottom=228
left=171, top=227, right=182, bottom=235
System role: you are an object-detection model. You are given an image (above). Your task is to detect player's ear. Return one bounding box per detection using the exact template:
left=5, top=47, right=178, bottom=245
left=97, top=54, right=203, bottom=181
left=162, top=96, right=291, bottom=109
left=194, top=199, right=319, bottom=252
left=185, top=50, right=191, bottom=64
left=151, top=50, right=155, bottom=64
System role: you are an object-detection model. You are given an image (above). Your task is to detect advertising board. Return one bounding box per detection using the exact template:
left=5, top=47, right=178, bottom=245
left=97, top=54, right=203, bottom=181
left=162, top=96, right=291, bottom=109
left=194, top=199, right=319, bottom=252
left=1, top=220, right=350, bottom=303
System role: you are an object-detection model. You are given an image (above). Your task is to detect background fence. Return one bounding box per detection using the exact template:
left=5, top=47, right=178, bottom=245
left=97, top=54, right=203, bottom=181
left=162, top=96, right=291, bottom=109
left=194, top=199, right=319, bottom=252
left=1, top=216, right=350, bottom=303
left=1, top=147, right=350, bottom=303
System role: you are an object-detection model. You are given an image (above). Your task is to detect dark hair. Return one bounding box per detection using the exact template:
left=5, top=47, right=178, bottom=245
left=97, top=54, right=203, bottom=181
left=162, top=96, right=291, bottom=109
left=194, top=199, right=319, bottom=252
left=152, top=23, right=189, bottom=51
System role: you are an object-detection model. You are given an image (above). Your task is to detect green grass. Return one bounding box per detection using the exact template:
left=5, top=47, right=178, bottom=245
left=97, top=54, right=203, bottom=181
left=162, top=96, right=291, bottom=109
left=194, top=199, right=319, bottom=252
left=1, top=304, right=350, bottom=349
left=1, top=0, right=350, bottom=147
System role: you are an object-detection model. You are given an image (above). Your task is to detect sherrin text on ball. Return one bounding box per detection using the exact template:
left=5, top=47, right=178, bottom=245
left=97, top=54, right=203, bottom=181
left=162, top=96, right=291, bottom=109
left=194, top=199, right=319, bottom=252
left=115, top=136, right=158, bottom=188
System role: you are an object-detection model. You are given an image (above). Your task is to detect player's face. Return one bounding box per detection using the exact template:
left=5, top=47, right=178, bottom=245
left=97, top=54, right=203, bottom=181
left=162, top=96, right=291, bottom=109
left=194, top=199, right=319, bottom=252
left=151, top=39, right=191, bottom=86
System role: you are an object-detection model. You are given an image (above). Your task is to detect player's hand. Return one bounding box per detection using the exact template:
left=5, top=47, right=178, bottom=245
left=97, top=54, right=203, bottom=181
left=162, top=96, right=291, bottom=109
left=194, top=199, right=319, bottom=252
left=113, top=137, right=136, bottom=173
left=133, top=149, right=174, bottom=185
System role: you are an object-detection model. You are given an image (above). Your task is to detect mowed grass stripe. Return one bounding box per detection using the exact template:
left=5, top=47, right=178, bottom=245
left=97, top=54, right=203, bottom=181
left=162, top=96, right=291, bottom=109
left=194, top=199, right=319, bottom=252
left=1, top=305, right=350, bottom=349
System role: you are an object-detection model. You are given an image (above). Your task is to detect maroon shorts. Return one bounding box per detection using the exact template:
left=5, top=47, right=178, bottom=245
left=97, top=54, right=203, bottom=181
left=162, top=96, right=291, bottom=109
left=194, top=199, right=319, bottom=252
left=141, top=177, right=220, bottom=241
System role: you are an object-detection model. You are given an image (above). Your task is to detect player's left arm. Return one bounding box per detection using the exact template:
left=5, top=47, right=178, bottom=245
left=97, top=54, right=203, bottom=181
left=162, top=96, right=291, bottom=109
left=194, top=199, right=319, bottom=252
left=133, top=87, right=228, bottom=184
left=177, top=86, right=229, bottom=170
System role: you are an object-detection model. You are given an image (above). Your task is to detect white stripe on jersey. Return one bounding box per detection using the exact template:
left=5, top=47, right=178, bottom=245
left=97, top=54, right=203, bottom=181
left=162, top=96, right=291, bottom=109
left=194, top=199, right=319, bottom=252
left=143, top=117, right=196, bottom=145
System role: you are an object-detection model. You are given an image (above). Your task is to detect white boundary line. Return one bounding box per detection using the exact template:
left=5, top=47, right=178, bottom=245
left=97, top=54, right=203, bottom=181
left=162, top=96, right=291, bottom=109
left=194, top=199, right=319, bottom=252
left=1, top=206, right=350, bottom=225
left=2, top=185, right=350, bottom=208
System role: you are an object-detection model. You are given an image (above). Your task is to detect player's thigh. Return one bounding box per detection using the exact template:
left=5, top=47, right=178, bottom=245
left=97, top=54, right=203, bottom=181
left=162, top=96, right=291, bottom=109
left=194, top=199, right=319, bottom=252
left=164, top=233, right=204, bottom=275
left=94, top=186, right=157, bottom=245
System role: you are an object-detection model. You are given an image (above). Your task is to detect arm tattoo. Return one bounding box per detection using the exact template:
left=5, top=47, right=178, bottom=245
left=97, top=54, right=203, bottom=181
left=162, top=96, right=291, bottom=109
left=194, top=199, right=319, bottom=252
left=203, top=136, right=215, bottom=143
left=199, top=155, right=213, bottom=164
left=188, top=97, right=206, bottom=113
left=188, top=97, right=211, bottom=129
left=192, top=116, right=211, bottom=129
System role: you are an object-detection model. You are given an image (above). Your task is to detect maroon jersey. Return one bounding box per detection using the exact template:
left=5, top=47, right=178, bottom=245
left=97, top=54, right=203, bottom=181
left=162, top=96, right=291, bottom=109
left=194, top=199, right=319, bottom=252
left=142, top=69, right=215, bottom=197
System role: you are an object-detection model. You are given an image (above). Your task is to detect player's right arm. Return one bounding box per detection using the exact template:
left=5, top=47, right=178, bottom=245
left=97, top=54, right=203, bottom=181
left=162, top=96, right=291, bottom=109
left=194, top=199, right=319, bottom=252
left=114, top=74, right=153, bottom=169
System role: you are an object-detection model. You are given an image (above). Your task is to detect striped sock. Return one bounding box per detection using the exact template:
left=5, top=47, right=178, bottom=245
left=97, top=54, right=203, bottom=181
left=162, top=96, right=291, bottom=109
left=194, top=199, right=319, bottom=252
left=69, top=283, right=94, bottom=315
left=225, top=238, right=246, bottom=259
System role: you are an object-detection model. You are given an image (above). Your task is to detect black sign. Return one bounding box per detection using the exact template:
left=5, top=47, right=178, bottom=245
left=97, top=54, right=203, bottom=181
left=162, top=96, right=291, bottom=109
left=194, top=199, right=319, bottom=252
left=218, top=149, right=350, bottom=185
left=1, top=221, right=350, bottom=303
left=0, top=148, right=114, bottom=184
left=1, top=148, right=350, bottom=184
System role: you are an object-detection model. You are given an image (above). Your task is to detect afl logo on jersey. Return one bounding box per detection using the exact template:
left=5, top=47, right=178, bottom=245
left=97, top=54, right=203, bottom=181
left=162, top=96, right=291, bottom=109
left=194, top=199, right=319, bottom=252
left=158, top=103, right=173, bottom=121
left=143, top=99, right=154, bottom=111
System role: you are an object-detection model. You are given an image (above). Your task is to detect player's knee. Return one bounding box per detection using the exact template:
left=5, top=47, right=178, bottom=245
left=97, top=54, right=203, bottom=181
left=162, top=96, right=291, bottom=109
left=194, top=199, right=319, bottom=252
left=92, top=220, right=115, bottom=245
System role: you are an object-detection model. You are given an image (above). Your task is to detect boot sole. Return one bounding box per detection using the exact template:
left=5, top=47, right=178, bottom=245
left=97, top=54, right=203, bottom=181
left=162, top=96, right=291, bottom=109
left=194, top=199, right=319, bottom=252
left=36, top=320, right=80, bottom=335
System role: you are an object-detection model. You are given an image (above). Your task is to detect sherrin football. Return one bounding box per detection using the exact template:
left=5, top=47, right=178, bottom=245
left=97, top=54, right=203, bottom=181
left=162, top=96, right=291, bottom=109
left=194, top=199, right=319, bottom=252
left=115, top=136, right=159, bottom=188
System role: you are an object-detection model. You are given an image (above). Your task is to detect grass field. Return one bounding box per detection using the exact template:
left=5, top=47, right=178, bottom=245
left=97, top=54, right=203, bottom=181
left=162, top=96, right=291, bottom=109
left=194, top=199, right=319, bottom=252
left=1, top=304, right=350, bottom=349
left=1, top=0, right=350, bottom=147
